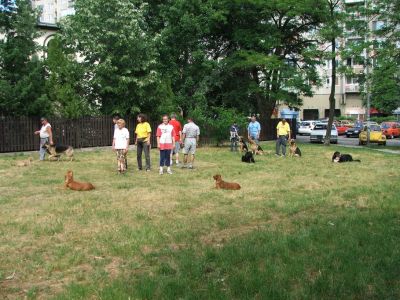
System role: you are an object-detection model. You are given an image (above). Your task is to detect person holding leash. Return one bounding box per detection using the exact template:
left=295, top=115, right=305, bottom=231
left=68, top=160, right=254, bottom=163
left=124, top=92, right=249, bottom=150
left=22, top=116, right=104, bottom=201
left=276, top=118, right=291, bottom=157
left=247, top=115, right=261, bottom=144
left=230, top=122, right=239, bottom=151
left=135, top=113, right=152, bottom=171
left=34, top=117, right=53, bottom=161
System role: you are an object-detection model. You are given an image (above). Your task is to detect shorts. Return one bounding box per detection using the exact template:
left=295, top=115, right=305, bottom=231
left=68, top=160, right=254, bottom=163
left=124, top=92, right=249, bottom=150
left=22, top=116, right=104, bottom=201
left=116, top=149, right=127, bottom=161
left=173, top=141, right=181, bottom=154
left=183, top=138, right=197, bottom=155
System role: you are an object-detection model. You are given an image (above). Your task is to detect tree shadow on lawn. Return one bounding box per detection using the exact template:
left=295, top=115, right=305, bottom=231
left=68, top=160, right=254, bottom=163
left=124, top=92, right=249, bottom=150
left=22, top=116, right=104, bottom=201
left=56, top=209, right=400, bottom=300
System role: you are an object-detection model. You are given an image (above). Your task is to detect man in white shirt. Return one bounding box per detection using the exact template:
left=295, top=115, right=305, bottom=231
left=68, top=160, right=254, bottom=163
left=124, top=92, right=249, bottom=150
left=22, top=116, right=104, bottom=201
left=34, top=117, right=53, bottom=161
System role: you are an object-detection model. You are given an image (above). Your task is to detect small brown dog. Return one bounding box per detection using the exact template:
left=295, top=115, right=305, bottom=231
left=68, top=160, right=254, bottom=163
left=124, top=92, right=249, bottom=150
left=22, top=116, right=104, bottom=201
left=15, top=157, right=33, bottom=167
left=213, top=174, right=241, bottom=190
left=64, top=170, right=95, bottom=191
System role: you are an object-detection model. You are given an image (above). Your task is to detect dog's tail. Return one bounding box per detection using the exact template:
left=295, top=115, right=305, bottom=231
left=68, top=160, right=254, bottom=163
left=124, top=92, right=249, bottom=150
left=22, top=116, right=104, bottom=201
left=353, top=159, right=361, bottom=162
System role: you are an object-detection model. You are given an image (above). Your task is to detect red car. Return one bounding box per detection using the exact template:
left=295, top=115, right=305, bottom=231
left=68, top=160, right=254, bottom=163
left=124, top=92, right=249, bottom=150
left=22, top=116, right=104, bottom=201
left=381, top=122, right=400, bottom=139
left=335, top=122, right=348, bottom=135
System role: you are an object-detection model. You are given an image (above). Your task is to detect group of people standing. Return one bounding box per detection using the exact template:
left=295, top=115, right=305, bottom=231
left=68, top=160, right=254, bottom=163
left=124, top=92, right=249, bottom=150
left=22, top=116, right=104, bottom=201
left=112, top=113, right=200, bottom=174
left=230, top=116, right=292, bottom=156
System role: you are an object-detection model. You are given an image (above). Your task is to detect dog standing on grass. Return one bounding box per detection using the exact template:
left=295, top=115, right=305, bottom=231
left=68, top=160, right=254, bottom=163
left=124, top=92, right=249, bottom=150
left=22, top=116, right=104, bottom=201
left=42, top=142, right=74, bottom=161
left=289, top=139, right=302, bottom=157
left=64, top=170, right=95, bottom=191
left=213, top=174, right=241, bottom=190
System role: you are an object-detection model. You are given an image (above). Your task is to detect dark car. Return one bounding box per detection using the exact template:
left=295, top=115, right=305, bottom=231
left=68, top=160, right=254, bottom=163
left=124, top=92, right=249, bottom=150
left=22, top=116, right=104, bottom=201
left=345, top=125, right=363, bottom=138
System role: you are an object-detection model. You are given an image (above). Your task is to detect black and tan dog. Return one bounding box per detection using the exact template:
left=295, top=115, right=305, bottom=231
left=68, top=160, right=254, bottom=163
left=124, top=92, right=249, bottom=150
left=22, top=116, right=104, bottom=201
left=248, top=138, right=264, bottom=155
left=241, top=151, right=255, bottom=163
left=289, top=139, right=302, bottom=157
left=332, top=151, right=360, bottom=163
left=239, top=136, right=249, bottom=152
left=42, top=142, right=74, bottom=161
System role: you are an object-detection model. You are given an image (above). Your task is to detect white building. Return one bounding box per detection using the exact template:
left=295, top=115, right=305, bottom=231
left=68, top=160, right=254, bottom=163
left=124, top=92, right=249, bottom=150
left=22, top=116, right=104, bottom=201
left=31, top=0, right=75, bottom=49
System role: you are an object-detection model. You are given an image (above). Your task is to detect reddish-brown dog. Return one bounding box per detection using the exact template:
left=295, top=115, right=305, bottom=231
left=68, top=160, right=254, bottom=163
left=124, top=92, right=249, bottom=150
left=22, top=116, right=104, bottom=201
left=64, top=170, right=95, bottom=191
left=213, top=174, right=241, bottom=190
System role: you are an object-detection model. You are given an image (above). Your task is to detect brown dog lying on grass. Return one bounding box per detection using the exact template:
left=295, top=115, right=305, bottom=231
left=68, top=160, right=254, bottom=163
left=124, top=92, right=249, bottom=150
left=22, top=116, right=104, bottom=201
left=213, top=174, right=241, bottom=190
left=15, top=157, right=33, bottom=167
left=64, top=170, right=95, bottom=191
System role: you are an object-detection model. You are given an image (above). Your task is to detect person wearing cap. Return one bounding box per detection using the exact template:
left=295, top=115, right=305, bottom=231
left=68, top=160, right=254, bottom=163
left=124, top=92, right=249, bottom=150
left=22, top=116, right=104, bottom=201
left=247, top=115, right=261, bottom=144
left=181, top=117, right=200, bottom=169
left=34, top=117, right=53, bottom=160
left=276, top=118, right=291, bottom=156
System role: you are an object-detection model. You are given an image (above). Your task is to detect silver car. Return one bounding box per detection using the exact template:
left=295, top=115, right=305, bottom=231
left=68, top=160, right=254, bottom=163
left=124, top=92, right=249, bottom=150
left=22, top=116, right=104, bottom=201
left=298, top=121, right=317, bottom=135
left=310, top=123, right=338, bottom=143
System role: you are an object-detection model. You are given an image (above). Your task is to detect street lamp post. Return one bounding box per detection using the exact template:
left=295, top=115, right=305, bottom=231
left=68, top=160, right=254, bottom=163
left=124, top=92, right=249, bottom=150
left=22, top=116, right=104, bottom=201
left=364, top=0, right=371, bottom=145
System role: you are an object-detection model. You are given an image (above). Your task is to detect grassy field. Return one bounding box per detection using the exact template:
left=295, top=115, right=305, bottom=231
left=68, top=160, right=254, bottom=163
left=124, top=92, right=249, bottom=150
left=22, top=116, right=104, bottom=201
left=0, top=143, right=399, bottom=299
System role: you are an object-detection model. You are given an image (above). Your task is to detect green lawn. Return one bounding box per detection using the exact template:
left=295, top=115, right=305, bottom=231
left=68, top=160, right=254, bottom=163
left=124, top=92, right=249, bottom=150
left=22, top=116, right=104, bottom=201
left=0, top=143, right=399, bottom=299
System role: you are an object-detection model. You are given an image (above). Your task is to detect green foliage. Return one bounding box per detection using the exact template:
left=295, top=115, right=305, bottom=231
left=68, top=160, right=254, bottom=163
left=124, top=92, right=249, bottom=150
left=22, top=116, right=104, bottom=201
left=190, top=106, right=247, bottom=145
left=370, top=116, right=399, bottom=123
left=61, top=0, right=169, bottom=117
left=45, top=37, right=96, bottom=118
left=0, top=0, right=49, bottom=116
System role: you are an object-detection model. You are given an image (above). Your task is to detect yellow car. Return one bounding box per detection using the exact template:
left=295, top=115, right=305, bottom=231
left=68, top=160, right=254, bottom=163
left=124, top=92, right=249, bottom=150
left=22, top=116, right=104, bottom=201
left=359, top=125, right=386, bottom=145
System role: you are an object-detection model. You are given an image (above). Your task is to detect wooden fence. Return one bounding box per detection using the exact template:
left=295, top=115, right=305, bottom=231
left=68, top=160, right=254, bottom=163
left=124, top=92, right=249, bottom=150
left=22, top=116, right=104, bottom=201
left=0, top=116, right=296, bottom=153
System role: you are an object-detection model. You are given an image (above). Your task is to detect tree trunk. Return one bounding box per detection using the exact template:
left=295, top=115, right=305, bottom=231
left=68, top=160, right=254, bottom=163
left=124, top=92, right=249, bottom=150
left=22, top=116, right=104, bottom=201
left=324, top=37, right=337, bottom=146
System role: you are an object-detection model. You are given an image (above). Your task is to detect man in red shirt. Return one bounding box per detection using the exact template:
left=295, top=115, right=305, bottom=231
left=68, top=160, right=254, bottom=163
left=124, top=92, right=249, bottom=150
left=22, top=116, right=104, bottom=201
left=169, top=113, right=182, bottom=166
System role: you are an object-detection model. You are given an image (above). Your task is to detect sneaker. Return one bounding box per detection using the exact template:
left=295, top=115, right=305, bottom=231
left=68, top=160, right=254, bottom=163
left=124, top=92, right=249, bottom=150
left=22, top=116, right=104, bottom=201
left=159, top=169, right=164, bottom=175
left=167, top=169, right=173, bottom=175
left=146, top=169, right=151, bottom=172
left=188, top=165, right=193, bottom=169
left=176, top=162, right=180, bottom=167
left=275, top=154, right=281, bottom=157
left=181, top=164, right=187, bottom=169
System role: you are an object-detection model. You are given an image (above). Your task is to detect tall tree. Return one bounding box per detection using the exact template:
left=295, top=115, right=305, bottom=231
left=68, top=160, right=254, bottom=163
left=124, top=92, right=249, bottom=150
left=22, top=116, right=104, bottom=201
left=44, top=37, right=95, bottom=118
left=61, top=0, right=166, bottom=116
left=318, top=0, right=344, bottom=145
left=368, top=0, right=400, bottom=113
left=0, top=0, right=48, bottom=116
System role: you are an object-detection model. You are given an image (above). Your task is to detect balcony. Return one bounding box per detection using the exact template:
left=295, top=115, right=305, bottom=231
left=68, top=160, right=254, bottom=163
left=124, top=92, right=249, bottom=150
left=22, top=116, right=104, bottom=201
left=352, top=65, right=364, bottom=74
left=344, top=0, right=364, bottom=4
left=345, top=84, right=360, bottom=93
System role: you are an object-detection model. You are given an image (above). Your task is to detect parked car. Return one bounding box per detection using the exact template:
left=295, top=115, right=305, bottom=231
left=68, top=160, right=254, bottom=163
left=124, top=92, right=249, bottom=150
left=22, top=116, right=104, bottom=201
left=310, top=123, right=338, bottom=143
left=335, top=122, right=348, bottom=135
left=340, top=120, right=354, bottom=128
left=381, top=122, right=400, bottom=139
left=345, top=124, right=363, bottom=138
left=298, top=121, right=317, bottom=135
left=359, top=125, right=386, bottom=145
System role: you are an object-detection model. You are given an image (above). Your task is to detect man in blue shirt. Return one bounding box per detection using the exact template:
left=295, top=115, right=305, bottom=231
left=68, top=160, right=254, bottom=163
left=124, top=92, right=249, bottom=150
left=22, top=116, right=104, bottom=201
left=247, top=115, right=261, bottom=144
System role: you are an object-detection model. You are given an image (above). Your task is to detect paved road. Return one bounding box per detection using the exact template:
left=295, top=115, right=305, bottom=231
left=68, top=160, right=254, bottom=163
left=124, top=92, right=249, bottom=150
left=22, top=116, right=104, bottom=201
left=296, top=134, right=400, bottom=147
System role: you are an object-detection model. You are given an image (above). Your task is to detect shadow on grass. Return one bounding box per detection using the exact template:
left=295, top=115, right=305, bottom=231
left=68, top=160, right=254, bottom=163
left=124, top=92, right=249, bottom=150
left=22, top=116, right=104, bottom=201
left=55, top=209, right=400, bottom=300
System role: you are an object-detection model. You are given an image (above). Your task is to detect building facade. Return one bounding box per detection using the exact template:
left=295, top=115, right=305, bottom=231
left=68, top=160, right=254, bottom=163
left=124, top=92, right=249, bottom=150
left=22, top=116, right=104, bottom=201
left=31, top=0, right=75, bottom=49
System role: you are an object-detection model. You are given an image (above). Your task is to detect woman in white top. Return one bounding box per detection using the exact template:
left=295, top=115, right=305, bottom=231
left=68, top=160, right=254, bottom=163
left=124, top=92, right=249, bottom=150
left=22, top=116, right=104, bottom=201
left=34, top=117, right=53, bottom=161
left=112, top=119, right=130, bottom=174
